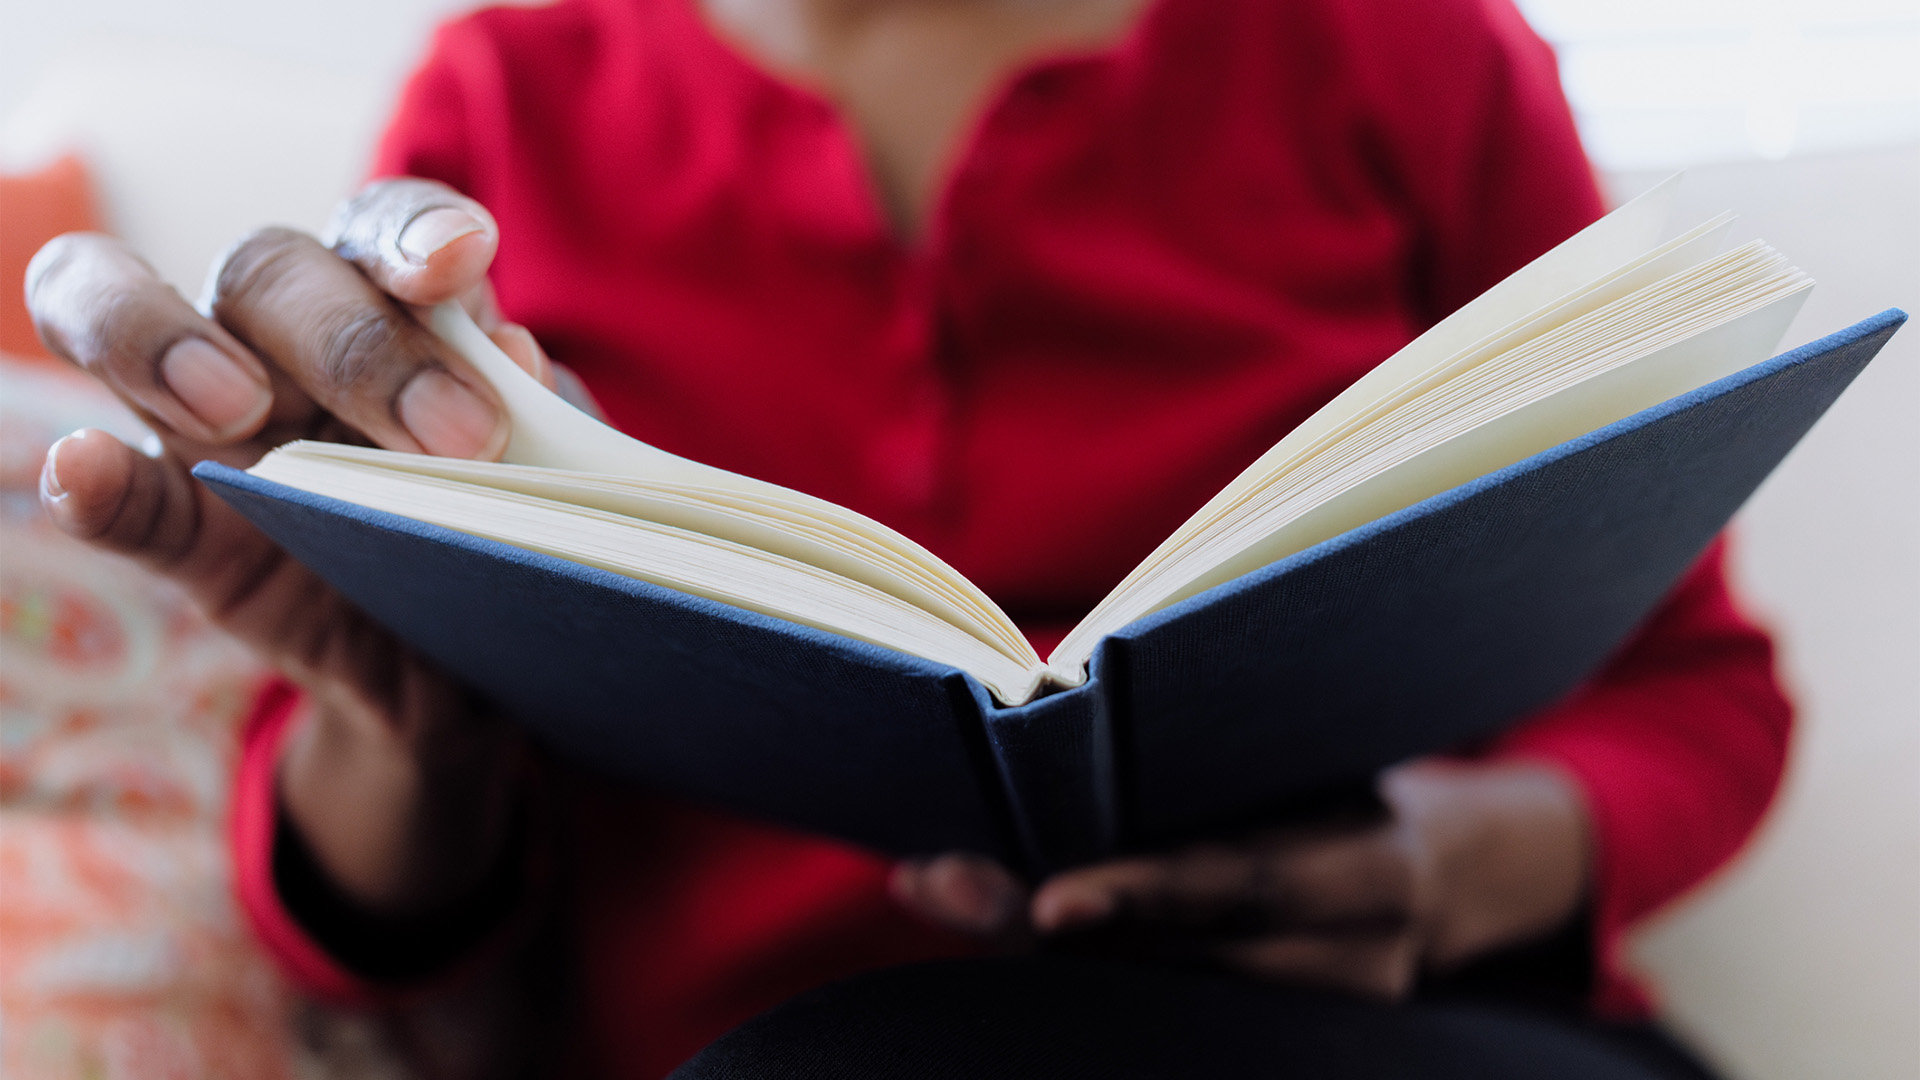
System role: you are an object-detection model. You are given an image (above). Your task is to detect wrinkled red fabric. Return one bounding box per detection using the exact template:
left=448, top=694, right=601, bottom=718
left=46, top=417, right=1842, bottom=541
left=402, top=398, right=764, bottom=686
left=229, top=0, right=1791, bottom=1073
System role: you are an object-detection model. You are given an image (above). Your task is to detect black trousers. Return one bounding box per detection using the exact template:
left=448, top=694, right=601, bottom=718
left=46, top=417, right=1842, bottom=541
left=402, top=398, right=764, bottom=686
left=669, top=954, right=1721, bottom=1080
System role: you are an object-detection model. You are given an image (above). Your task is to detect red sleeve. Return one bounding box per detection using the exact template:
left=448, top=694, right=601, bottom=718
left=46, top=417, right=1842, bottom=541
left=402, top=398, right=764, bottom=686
left=229, top=680, right=382, bottom=1005
left=1487, top=538, right=1793, bottom=1016
left=232, top=677, right=544, bottom=1005
left=368, top=19, right=479, bottom=190
left=1340, top=0, right=1606, bottom=322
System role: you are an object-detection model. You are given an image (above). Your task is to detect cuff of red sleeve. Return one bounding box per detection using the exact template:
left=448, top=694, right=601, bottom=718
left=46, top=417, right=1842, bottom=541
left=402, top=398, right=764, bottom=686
left=230, top=679, right=540, bottom=1006
left=231, top=679, right=379, bottom=1005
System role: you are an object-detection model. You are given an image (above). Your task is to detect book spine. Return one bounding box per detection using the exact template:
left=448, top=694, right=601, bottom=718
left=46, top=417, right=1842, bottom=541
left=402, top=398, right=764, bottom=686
left=977, top=674, right=1119, bottom=877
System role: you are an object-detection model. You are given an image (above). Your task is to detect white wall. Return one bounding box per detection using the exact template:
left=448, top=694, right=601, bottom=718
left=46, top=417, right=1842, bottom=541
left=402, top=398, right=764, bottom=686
left=0, top=0, right=472, bottom=127
left=3, top=5, right=1915, bottom=1080
left=1515, top=0, right=1920, bottom=168
left=0, top=0, right=477, bottom=294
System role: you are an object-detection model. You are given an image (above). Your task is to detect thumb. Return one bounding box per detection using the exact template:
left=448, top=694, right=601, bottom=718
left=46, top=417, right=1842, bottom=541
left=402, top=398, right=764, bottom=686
left=487, top=322, right=558, bottom=390
left=326, top=177, right=499, bottom=307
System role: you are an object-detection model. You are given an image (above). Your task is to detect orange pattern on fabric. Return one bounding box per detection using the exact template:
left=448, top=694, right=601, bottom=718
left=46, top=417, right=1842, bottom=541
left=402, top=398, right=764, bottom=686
left=0, top=360, right=298, bottom=1079
left=0, top=156, right=103, bottom=362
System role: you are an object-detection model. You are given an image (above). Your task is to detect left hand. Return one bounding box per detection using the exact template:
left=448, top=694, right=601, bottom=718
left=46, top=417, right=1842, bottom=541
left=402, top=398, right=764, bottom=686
left=890, top=758, right=1590, bottom=999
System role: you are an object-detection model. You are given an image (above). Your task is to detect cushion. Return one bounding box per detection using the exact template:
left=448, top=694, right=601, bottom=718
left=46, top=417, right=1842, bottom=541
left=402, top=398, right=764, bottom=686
left=0, top=359, right=301, bottom=1078
left=0, top=154, right=101, bottom=362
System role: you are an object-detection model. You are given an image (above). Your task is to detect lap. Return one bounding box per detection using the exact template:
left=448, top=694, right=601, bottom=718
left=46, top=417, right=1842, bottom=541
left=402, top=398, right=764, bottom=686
left=670, top=954, right=1718, bottom=1080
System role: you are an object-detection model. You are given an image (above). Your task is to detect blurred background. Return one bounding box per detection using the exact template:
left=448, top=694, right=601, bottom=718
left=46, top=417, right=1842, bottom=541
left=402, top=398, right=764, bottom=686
left=0, top=1, right=1914, bottom=1078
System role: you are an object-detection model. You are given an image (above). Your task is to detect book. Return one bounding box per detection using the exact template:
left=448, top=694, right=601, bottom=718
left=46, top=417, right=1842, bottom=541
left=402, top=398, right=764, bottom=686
left=195, top=178, right=1905, bottom=873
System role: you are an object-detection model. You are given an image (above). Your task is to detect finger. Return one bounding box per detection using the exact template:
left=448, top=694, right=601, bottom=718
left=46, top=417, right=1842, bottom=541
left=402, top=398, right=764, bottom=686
left=26, top=232, right=275, bottom=444
left=1217, top=932, right=1421, bottom=1001
left=1032, top=848, right=1248, bottom=933
left=326, top=177, right=498, bottom=306
left=1252, top=830, right=1418, bottom=928
left=488, top=322, right=557, bottom=389
left=210, top=227, right=509, bottom=459
left=40, top=429, right=469, bottom=739
left=889, top=853, right=1028, bottom=938
left=41, top=428, right=297, bottom=626
left=1032, top=831, right=1416, bottom=936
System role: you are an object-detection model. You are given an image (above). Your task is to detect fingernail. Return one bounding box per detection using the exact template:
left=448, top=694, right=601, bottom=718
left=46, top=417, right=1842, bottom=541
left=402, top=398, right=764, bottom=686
left=399, top=369, right=501, bottom=458
left=160, top=338, right=268, bottom=436
left=40, top=434, right=74, bottom=503
left=397, top=207, right=485, bottom=265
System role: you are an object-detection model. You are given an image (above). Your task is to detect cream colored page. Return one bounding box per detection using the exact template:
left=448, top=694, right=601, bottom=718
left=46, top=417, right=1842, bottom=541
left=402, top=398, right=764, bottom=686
left=1049, top=188, right=1700, bottom=665
left=1048, top=281, right=1809, bottom=667
left=1116, top=254, right=1805, bottom=643
left=1058, top=180, right=1693, bottom=653
left=1053, top=241, right=1806, bottom=661
left=1175, top=286, right=1805, bottom=606
left=1244, top=229, right=1755, bottom=512
left=426, top=303, right=1037, bottom=664
left=1181, top=216, right=1740, bottom=547
left=251, top=451, right=1051, bottom=704
left=1133, top=175, right=1685, bottom=547
left=273, top=443, right=1010, bottom=649
left=433, top=303, right=946, bottom=563
left=1328, top=216, right=1736, bottom=449
left=429, top=303, right=722, bottom=483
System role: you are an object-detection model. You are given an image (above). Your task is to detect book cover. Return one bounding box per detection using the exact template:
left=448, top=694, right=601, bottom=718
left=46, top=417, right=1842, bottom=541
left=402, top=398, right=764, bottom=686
left=196, top=309, right=1904, bottom=874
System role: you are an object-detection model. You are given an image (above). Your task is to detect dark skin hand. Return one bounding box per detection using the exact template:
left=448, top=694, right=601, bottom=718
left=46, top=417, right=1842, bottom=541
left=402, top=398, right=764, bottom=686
left=893, top=759, right=1593, bottom=998
left=28, top=179, right=553, bottom=916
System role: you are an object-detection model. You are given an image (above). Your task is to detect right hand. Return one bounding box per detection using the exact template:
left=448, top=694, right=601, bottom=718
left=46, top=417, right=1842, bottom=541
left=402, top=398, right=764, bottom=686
left=25, top=178, right=551, bottom=914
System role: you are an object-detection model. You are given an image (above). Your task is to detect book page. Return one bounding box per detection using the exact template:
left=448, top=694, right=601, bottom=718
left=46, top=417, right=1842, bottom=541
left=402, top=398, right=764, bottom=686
left=270, top=443, right=1018, bottom=651
left=1132, top=175, right=1687, bottom=552
left=1048, top=231, right=1811, bottom=669
left=1141, top=284, right=1809, bottom=614
left=426, top=304, right=1040, bottom=667
left=250, top=449, right=1054, bottom=705
left=1052, top=184, right=1706, bottom=663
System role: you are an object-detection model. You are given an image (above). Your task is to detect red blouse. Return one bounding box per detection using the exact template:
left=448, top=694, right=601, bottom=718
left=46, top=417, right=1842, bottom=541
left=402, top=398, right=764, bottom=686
left=229, top=0, right=1793, bottom=1074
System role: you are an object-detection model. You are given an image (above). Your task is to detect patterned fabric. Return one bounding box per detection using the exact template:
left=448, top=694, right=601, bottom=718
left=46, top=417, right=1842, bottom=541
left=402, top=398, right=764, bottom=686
left=0, top=359, right=299, bottom=1079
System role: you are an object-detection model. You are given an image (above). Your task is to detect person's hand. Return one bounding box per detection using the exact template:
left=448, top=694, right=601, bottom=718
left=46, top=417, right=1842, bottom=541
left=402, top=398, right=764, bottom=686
left=890, top=758, right=1590, bottom=998
left=25, top=178, right=554, bottom=914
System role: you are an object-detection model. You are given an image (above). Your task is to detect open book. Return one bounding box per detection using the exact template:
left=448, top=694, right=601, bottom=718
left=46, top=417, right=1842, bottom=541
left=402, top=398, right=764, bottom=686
left=200, top=179, right=1902, bottom=870
left=245, top=178, right=1808, bottom=706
